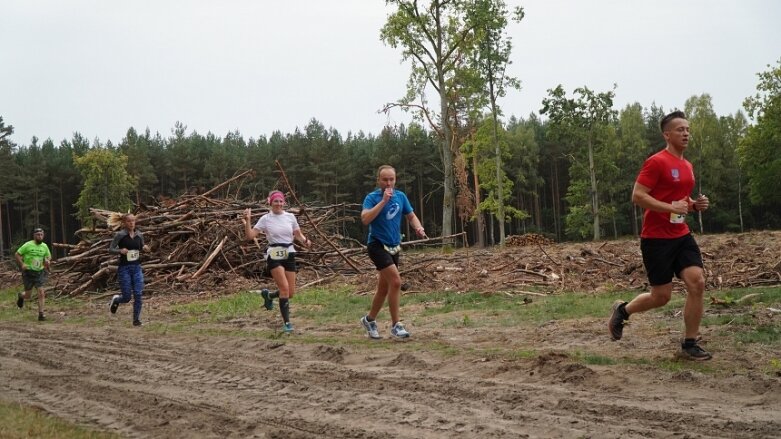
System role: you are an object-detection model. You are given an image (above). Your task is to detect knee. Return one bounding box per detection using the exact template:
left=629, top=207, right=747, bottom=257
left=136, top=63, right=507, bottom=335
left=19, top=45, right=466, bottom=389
left=651, top=290, right=672, bottom=306
left=388, top=276, right=402, bottom=290
left=687, top=277, right=706, bottom=297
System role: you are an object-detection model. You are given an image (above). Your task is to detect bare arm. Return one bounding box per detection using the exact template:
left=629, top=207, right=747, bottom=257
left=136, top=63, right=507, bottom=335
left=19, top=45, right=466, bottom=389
left=360, top=189, right=392, bottom=225
left=15, top=252, right=25, bottom=271
left=631, top=182, right=689, bottom=215
left=293, top=228, right=311, bottom=248
left=242, top=208, right=261, bottom=240
left=406, top=212, right=427, bottom=238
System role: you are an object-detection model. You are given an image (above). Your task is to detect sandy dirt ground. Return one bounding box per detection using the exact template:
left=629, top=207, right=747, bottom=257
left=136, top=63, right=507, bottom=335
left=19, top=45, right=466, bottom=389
left=1, top=300, right=780, bottom=439
left=1, top=232, right=780, bottom=438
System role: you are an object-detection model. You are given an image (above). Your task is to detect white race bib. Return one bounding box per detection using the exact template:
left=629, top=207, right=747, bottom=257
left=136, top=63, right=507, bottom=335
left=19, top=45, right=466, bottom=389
left=126, top=250, right=140, bottom=261
left=269, top=247, right=289, bottom=261
left=669, top=213, right=686, bottom=224
left=31, top=259, right=43, bottom=269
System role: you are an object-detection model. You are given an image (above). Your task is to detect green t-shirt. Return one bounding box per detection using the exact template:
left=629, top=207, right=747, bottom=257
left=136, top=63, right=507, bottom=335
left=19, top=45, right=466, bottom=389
left=17, top=240, right=51, bottom=271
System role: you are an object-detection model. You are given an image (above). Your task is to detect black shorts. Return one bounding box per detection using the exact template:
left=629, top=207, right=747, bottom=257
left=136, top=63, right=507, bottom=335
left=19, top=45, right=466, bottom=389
left=22, top=270, right=48, bottom=290
left=266, top=254, right=297, bottom=272
left=640, top=233, right=703, bottom=286
left=367, top=241, right=399, bottom=271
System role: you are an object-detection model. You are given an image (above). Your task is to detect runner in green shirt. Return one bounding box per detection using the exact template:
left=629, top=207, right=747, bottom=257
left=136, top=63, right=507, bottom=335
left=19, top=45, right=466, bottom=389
left=15, top=228, right=52, bottom=321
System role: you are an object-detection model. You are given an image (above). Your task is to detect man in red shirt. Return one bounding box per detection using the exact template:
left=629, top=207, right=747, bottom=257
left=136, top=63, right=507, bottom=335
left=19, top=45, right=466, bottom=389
left=608, top=111, right=712, bottom=360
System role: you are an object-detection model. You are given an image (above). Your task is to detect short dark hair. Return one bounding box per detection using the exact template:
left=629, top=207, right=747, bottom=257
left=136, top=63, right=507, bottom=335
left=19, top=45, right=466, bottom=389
left=660, top=111, right=687, bottom=132
left=33, top=227, right=44, bottom=235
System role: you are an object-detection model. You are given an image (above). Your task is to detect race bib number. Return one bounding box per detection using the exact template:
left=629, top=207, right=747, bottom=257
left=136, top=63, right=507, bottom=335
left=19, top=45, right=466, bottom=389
left=269, top=247, right=289, bottom=261
left=31, top=258, right=43, bottom=269
left=383, top=244, right=401, bottom=256
left=669, top=212, right=686, bottom=224
left=126, top=250, right=140, bottom=261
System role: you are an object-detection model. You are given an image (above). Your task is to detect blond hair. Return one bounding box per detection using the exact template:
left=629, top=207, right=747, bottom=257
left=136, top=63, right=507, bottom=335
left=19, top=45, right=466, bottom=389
left=107, top=212, right=135, bottom=230
left=376, top=165, right=395, bottom=179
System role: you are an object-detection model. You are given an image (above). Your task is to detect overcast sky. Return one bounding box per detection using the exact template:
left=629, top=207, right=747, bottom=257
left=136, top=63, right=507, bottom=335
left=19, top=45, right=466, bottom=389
left=2, top=0, right=779, bottom=146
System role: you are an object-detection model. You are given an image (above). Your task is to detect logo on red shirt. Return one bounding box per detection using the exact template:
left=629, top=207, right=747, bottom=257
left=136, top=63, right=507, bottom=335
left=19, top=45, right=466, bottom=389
left=671, top=168, right=680, bottom=181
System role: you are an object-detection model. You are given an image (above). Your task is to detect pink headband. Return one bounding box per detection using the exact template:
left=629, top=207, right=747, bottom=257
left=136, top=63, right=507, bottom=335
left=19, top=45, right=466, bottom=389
left=267, top=191, right=285, bottom=204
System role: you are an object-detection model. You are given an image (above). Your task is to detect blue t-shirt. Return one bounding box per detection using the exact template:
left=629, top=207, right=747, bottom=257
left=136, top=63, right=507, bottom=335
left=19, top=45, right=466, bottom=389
left=363, top=188, right=414, bottom=246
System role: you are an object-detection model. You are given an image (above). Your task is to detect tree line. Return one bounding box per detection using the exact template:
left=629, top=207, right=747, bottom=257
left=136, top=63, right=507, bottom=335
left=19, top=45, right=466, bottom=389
left=1, top=64, right=780, bottom=259
left=1, top=0, right=778, bottom=258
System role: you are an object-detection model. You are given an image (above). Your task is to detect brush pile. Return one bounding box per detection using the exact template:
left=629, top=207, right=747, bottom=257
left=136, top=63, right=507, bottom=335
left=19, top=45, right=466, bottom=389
left=45, top=170, right=366, bottom=297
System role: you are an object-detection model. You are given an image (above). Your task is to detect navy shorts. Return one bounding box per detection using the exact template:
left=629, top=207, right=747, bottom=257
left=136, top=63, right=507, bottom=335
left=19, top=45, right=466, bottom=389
left=22, top=270, right=48, bottom=290
left=367, top=241, right=399, bottom=271
left=640, top=233, right=703, bottom=286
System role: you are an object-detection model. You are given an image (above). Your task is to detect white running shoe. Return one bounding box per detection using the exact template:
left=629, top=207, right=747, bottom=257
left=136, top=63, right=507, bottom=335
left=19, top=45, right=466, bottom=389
left=390, top=322, right=410, bottom=339
left=360, top=316, right=381, bottom=339
left=109, top=295, right=120, bottom=314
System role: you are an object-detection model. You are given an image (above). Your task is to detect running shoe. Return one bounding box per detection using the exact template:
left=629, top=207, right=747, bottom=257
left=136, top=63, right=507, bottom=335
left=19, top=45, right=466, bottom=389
left=360, top=315, right=381, bottom=339
left=260, top=288, right=274, bottom=310
left=608, top=300, right=629, bottom=341
left=283, top=322, right=294, bottom=333
left=17, top=293, right=24, bottom=309
left=678, top=343, right=712, bottom=361
left=133, top=320, right=143, bottom=327
left=38, top=313, right=46, bottom=321
left=390, top=322, right=410, bottom=339
left=109, top=295, right=120, bottom=314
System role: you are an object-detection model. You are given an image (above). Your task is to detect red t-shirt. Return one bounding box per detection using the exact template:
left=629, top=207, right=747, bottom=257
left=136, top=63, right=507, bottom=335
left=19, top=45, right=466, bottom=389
left=636, top=149, right=695, bottom=239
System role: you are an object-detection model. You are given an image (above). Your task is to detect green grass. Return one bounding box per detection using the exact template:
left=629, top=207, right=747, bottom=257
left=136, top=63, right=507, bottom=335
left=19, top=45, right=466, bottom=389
left=417, top=290, right=632, bottom=326
left=735, top=325, right=781, bottom=344
left=0, top=286, right=92, bottom=323
left=0, top=400, right=120, bottom=439
left=699, top=287, right=781, bottom=345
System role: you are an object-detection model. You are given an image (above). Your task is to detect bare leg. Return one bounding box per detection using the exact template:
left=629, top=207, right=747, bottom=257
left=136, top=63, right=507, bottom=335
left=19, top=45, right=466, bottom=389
left=270, top=267, right=290, bottom=298
left=37, top=288, right=45, bottom=314
left=369, top=264, right=402, bottom=323
left=680, top=266, right=706, bottom=339
left=285, top=271, right=296, bottom=298
left=625, top=283, right=672, bottom=315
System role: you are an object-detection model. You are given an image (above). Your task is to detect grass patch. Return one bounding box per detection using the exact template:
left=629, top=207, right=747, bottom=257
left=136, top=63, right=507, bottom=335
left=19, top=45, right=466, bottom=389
left=293, top=286, right=370, bottom=324
left=574, top=352, right=616, bottom=366
left=735, top=325, right=781, bottom=344
left=0, top=286, right=92, bottom=323
left=418, top=290, right=635, bottom=327
left=171, top=291, right=265, bottom=322
left=0, top=400, right=120, bottom=439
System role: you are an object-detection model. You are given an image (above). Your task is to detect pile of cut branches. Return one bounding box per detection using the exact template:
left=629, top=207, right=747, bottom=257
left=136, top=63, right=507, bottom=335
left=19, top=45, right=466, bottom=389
left=47, top=170, right=365, bottom=297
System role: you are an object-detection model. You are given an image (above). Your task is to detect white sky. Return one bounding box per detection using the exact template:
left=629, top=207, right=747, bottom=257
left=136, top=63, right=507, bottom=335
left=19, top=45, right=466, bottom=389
left=2, top=0, right=780, bottom=145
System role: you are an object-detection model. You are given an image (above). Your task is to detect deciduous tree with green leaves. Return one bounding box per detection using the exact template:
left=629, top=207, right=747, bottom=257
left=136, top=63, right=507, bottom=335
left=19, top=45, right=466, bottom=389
left=381, top=0, right=514, bottom=239
left=472, top=1, right=523, bottom=245
left=739, top=58, right=781, bottom=224
left=74, top=148, right=135, bottom=228
left=541, top=85, right=616, bottom=240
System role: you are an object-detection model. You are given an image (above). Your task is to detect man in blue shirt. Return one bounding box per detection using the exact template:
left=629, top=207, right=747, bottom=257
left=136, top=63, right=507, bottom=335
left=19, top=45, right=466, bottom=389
left=360, top=165, right=426, bottom=340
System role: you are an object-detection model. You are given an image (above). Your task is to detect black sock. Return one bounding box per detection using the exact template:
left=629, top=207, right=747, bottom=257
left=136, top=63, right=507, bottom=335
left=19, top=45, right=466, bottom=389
left=269, top=290, right=279, bottom=299
left=365, top=315, right=375, bottom=322
left=682, top=338, right=697, bottom=348
left=279, top=298, right=290, bottom=323
left=619, top=303, right=629, bottom=319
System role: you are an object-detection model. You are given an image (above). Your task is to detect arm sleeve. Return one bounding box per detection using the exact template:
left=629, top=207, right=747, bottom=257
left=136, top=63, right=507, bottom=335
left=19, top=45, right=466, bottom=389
left=636, top=157, right=660, bottom=189
left=253, top=216, right=266, bottom=232
left=109, top=232, right=125, bottom=254
left=401, top=193, right=413, bottom=216
left=291, top=214, right=301, bottom=231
